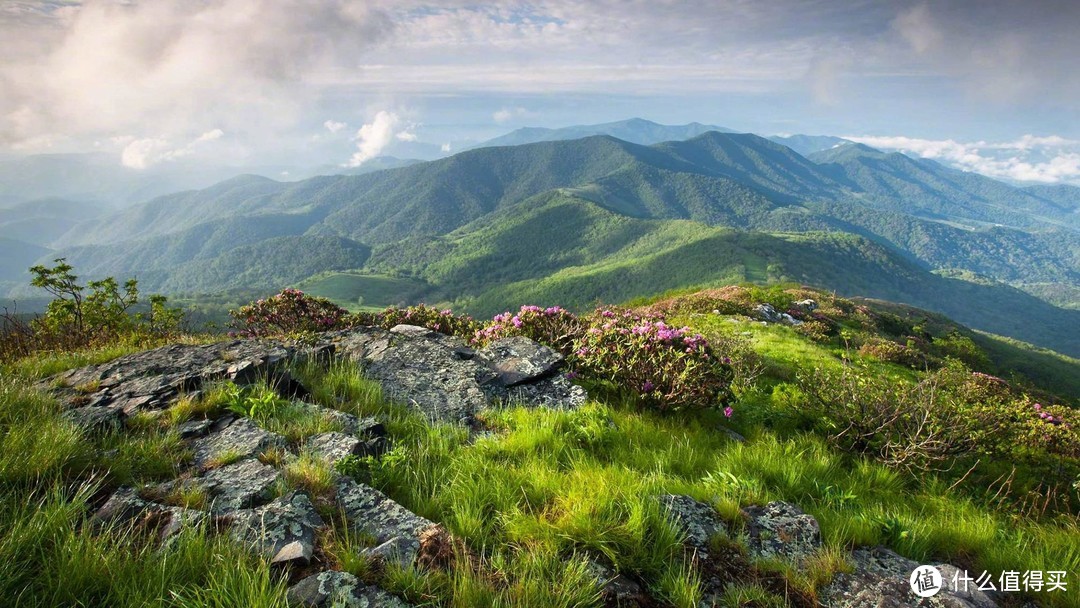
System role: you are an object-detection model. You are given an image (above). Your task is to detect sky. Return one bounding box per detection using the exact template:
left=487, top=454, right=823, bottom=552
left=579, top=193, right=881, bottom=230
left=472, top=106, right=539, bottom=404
left=2, top=0, right=1079, bottom=184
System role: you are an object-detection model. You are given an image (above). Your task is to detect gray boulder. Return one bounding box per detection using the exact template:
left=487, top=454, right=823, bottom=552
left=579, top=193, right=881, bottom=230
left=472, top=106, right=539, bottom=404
left=191, top=417, right=286, bottom=469
left=660, top=494, right=729, bottom=553
left=63, top=405, right=123, bottom=432
left=477, top=336, right=563, bottom=387
left=286, top=571, right=412, bottom=607
left=46, top=340, right=298, bottom=419
left=92, top=487, right=205, bottom=541
left=820, top=546, right=999, bottom=608
left=305, top=431, right=364, bottom=465
left=335, top=477, right=438, bottom=568
left=169, top=457, right=281, bottom=513
left=334, top=326, right=585, bottom=425
left=741, top=501, right=822, bottom=564
left=230, top=492, right=324, bottom=567
left=585, top=559, right=652, bottom=607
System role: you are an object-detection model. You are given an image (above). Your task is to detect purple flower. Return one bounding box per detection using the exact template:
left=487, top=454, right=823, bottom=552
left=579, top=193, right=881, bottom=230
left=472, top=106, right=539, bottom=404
left=511, top=316, right=523, bottom=328
left=642, top=381, right=655, bottom=392
left=565, top=371, right=578, bottom=380
left=723, top=406, right=734, bottom=418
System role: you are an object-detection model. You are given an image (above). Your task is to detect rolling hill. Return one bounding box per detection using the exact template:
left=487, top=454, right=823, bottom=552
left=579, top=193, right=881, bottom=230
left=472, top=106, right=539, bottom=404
left=17, top=131, right=1080, bottom=356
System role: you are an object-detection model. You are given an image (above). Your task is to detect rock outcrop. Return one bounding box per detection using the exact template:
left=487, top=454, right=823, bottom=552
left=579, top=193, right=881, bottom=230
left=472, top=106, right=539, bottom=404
left=53, top=326, right=587, bottom=606
left=332, top=325, right=586, bottom=425
left=660, top=494, right=1000, bottom=608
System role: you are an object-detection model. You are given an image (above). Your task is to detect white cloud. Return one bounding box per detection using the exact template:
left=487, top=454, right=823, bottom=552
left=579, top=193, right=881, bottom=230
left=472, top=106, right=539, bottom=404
left=120, top=128, right=225, bottom=169
left=324, top=120, right=347, bottom=133
left=395, top=131, right=417, bottom=142
left=846, top=134, right=1080, bottom=184
left=441, top=143, right=452, bottom=153
left=347, top=111, right=405, bottom=166
left=1, top=0, right=392, bottom=149
left=493, top=106, right=535, bottom=123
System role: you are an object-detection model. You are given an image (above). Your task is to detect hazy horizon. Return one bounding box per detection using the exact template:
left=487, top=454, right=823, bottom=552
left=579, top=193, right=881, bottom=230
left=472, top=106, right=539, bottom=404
left=2, top=1, right=1079, bottom=185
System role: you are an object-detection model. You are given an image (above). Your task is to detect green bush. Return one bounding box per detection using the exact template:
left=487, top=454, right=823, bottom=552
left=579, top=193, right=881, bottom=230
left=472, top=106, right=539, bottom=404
left=571, top=308, right=733, bottom=412
left=1, top=259, right=183, bottom=361
left=351, top=303, right=481, bottom=340
left=229, top=289, right=349, bottom=338
left=472, top=305, right=585, bottom=355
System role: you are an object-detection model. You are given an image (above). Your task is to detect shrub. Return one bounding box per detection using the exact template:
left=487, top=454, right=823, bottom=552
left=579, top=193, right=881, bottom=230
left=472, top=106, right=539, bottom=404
left=571, top=307, right=733, bottom=412
left=932, top=331, right=992, bottom=370
left=857, top=338, right=928, bottom=369
left=1, top=259, right=184, bottom=360
left=229, top=289, right=349, bottom=338
left=798, top=364, right=979, bottom=473
left=472, top=305, right=585, bottom=355
left=793, top=319, right=833, bottom=343
left=351, top=304, right=481, bottom=340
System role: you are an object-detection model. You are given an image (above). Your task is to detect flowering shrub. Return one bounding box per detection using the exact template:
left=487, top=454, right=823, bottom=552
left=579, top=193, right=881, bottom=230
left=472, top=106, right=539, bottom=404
left=230, top=289, right=349, bottom=337
left=473, top=305, right=585, bottom=355
left=571, top=307, right=733, bottom=411
left=353, top=304, right=481, bottom=339
left=857, top=338, right=928, bottom=369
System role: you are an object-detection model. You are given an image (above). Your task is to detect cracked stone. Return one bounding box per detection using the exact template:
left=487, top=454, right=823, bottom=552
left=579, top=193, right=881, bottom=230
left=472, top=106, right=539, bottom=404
left=659, top=494, right=728, bottom=553
left=741, top=501, right=822, bottom=564
left=335, top=477, right=436, bottom=568
left=286, top=571, right=413, bottom=608
left=230, top=492, right=323, bottom=567
left=63, top=405, right=123, bottom=432
left=92, top=487, right=204, bottom=541
left=192, top=457, right=281, bottom=513
left=819, top=546, right=999, bottom=608
left=191, top=417, right=286, bottom=469
left=476, top=336, right=563, bottom=387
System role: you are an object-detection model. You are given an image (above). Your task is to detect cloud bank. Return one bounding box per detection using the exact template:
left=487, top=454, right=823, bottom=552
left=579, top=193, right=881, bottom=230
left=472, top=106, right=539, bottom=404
left=1, top=1, right=1076, bottom=177
left=847, top=134, right=1080, bottom=184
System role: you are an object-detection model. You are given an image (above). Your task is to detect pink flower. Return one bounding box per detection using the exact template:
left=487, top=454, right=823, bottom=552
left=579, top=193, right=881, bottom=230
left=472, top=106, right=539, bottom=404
left=723, top=406, right=734, bottom=418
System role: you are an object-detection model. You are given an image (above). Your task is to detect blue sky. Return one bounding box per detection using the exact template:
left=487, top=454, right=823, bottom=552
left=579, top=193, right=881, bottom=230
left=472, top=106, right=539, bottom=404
left=2, top=0, right=1079, bottom=183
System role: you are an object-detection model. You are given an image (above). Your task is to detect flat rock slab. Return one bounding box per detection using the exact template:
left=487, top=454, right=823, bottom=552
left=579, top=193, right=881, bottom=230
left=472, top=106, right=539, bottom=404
left=191, top=417, right=286, bottom=470
left=335, top=327, right=493, bottom=425
left=186, top=457, right=281, bottom=513
left=333, top=326, right=585, bottom=425
left=335, top=477, right=436, bottom=568
left=305, top=431, right=364, bottom=465
left=287, top=571, right=413, bottom=608
left=46, top=340, right=297, bottom=419
left=477, top=336, right=563, bottom=387
left=741, top=501, right=821, bottom=564
left=63, top=405, right=124, bottom=432
left=230, top=492, right=323, bottom=567
left=92, top=487, right=205, bottom=541
left=819, top=546, right=998, bottom=608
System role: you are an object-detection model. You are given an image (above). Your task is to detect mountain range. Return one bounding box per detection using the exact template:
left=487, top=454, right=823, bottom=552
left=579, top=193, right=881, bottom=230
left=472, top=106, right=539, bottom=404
left=6, top=126, right=1079, bottom=357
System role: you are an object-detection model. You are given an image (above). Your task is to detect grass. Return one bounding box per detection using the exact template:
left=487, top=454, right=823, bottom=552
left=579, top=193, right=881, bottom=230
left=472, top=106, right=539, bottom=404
left=1, top=306, right=1079, bottom=606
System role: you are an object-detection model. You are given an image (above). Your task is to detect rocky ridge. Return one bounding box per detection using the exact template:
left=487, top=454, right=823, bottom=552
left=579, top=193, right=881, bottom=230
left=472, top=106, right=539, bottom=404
left=49, top=325, right=999, bottom=607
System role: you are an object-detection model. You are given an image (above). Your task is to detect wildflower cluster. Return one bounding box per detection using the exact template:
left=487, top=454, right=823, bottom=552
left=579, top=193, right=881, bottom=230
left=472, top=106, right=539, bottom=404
left=229, top=289, right=348, bottom=338
left=473, top=305, right=584, bottom=355
left=571, top=308, right=733, bottom=412
left=355, top=304, right=481, bottom=339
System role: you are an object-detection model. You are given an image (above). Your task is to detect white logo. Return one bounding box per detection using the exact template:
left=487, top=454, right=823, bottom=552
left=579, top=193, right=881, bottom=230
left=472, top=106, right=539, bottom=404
left=910, top=565, right=943, bottom=598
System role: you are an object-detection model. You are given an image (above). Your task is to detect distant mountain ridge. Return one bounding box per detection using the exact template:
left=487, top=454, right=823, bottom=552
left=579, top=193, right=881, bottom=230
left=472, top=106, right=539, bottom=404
left=13, top=130, right=1080, bottom=357
left=473, top=118, right=736, bottom=148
